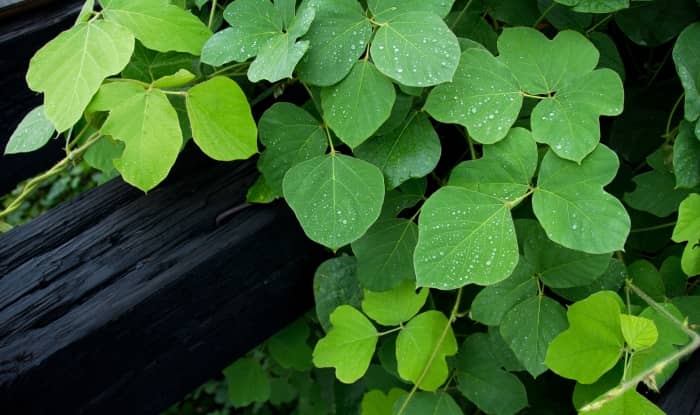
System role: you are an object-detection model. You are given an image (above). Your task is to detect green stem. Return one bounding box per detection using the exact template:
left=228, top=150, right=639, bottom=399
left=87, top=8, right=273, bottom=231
left=378, top=326, right=403, bottom=336
left=666, top=93, right=684, bottom=139
left=160, top=90, right=189, bottom=97
left=104, top=77, right=150, bottom=88
left=629, top=222, right=676, bottom=233
left=505, top=188, right=535, bottom=209
left=520, top=91, right=548, bottom=100
left=533, top=2, right=556, bottom=27
left=208, top=62, right=251, bottom=78
left=585, top=14, right=614, bottom=34
left=467, top=133, right=477, bottom=160
left=449, top=0, right=474, bottom=30
left=208, top=0, right=218, bottom=30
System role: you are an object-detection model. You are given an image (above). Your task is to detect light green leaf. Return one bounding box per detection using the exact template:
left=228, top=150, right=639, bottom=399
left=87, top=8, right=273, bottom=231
left=276, top=0, right=297, bottom=28
left=369, top=0, right=456, bottom=20
left=296, top=0, right=372, bottom=86
left=361, top=389, right=407, bottom=415
left=674, top=121, right=700, bottom=189
left=322, top=61, right=396, bottom=148
left=267, top=319, right=313, bottom=370
left=673, top=195, right=700, bottom=268
left=313, top=305, right=378, bottom=383
left=352, top=219, right=419, bottom=291
left=287, top=4, right=316, bottom=38
left=456, top=333, right=528, bottom=415
left=283, top=154, right=385, bottom=249
left=393, top=391, right=464, bottom=415
left=258, top=102, right=327, bottom=194
left=425, top=48, right=522, bottom=144
left=620, top=314, right=658, bottom=351
left=84, top=136, right=124, bottom=173
left=26, top=20, right=134, bottom=132
left=448, top=127, right=537, bottom=201
left=4, top=106, right=55, bottom=154
left=572, top=363, right=623, bottom=411
left=362, top=281, right=428, bottom=326
left=533, top=145, right=630, bottom=254
left=639, top=303, right=689, bottom=346
left=86, top=82, right=146, bottom=113
left=624, top=169, right=691, bottom=217
left=186, top=76, right=257, bottom=161
left=500, top=296, right=568, bottom=377
left=555, top=0, right=629, bottom=13
left=151, top=69, right=195, bottom=88
left=76, top=0, right=95, bottom=24
left=544, top=291, right=624, bottom=384
left=414, top=186, right=519, bottom=289
left=396, top=310, right=457, bottom=391
left=516, top=219, right=611, bottom=289
left=223, top=358, right=271, bottom=407
left=247, top=175, right=279, bottom=204
left=583, top=390, right=665, bottom=415
left=101, top=89, right=182, bottom=191
left=355, top=112, right=441, bottom=190
left=371, top=12, right=460, bottom=87
left=313, top=256, right=363, bottom=332
left=470, top=258, right=539, bottom=326
left=247, top=34, right=310, bottom=82
left=103, top=0, right=211, bottom=55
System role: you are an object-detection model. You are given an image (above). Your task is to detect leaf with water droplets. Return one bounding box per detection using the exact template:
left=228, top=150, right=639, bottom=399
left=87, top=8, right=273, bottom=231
left=533, top=145, right=630, bottom=254
left=673, top=23, right=700, bottom=122
left=313, top=256, right=363, bottom=332
left=371, top=11, right=460, bottom=87
left=354, top=112, right=441, bottom=189
left=258, top=102, right=327, bottom=194
left=674, top=121, right=700, bottom=189
left=554, top=0, right=630, bottom=13
left=283, top=154, right=385, bottom=249
left=362, top=280, right=428, bottom=326
left=4, top=106, right=55, bottom=154
left=425, top=47, right=522, bottom=144
left=321, top=61, right=396, bottom=148
left=247, top=35, right=310, bottom=83
left=368, top=0, right=456, bottom=20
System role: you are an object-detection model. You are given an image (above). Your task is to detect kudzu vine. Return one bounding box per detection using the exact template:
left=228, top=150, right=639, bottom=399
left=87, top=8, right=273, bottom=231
left=3, top=0, right=700, bottom=414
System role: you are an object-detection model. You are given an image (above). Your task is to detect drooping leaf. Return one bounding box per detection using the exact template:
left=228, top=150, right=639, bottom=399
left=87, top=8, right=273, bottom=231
left=620, top=314, right=658, bottom=351
left=362, top=281, right=428, bottom=326
left=102, top=0, right=211, bottom=55
left=624, top=169, right=692, bottom=217
left=321, top=61, right=396, bottom=148
left=533, top=145, right=630, bottom=254
left=544, top=291, right=624, bottom=384
left=247, top=35, right=310, bottom=83
left=4, top=106, right=55, bottom=154
left=354, top=112, right=441, bottom=190
left=361, top=389, right=407, bottom=415
left=393, top=391, right=464, bottom=415
left=267, top=319, right=313, bottom=371
left=672, top=193, right=700, bottom=276
left=223, top=358, right=271, bottom=407
left=352, top=219, right=419, bottom=291
left=674, top=121, right=700, bottom=189
left=396, top=310, right=457, bottom=391
left=554, top=0, right=629, bottom=13
left=370, top=12, right=460, bottom=87
left=675, top=22, right=700, bottom=120
left=101, top=88, right=182, bottom=191
left=313, top=256, right=363, bottom=332
left=313, top=305, right=378, bottom=383
left=26, top=20, right=134, bottom=132
left=425, top=48, right=522, bottom=144
left=368, top=0, right=456, bottom=20
left=582, top=390, right=665, bottom=415
left=151, top=69, right=195, bottom=89
left=283, top=154, right=385, bottom=249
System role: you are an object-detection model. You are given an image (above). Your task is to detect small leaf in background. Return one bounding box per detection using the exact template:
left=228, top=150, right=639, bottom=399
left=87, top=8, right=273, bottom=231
left=361, top=281, right=428, bottom=326
left=246, top=175, right=278, bottom=203
left=370, top=12, right=460, bottom=87
left=488, top=326, right=525, bottom=372
left=267, top=319, right=313, bottom=371
left=624, top=169, right=692, bottom=217
left=4, top=106, right=55, bottom=154
left=187, top=77, right=258, bottom=161
left=375, top=93, right=414, bottom=136
left=396, top=311, right=457, bottom=391
left=456, top=333, right=528, bottom=415
left=533, top=145, right=630, bottom=254
left=223, top=357, right=271, bottom=407
left=671, top=193, right=700, bottom=276
left=582, top=390, right=665, bottom=415
left=26, top=20, right=134, bottom=131
left=554, top=0, right=629, bottom=13
left=283, top=154, right=385, bottom=250
left=313, top=305, right=378, bottom=383
left=615, top=0, right=699, bottom=47
left=674, top=121, right=700, bottom=189
left=102, top=0, right=211, bottom=55
left=361, top=388, right=407, bottom=415
left=620, top=314, right=658, bottom=351
left=379, top=177, right=426, bottom=219
left=354, top=112, right=441, bottom=190
left=269, top=378, right=297, bottom=406
left=313, top=256, right=363, bottom=332
left=122, top=42, right=197, bottom=83
left=393, top=391, right=464, bottom=415
left=545, top=291, right=624, bottom=384
left=321, top=61, right=396, bottom=148
left=552, top=258, right=627, bottom=302
left=352, top=219, right=419, bottom=291
left=537, top=0, right=592, bottom=31
left=151, top=69, right=195, bottom=89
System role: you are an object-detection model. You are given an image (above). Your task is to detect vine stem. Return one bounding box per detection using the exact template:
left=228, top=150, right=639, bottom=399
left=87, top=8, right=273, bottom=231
left=665, top=93, right=685, bottom=139
left=520, top=92, right=548, bottom=100
left=580, top=282, right=700, bottom=412
left=533, top=2, right=556, bottom=27
left=208, top=0, right=218, bottom=30
left=449, top=0, right=474, bottom=30
left=0, top=132, right=102, bottom=221
left=629, top=222, right=676, bottom=233
left=396, top=288, right=463, bottom=415
left=585, top=14, right=614, bottom=35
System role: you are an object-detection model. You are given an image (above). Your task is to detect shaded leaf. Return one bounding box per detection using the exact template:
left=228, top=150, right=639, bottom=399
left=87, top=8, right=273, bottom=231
left=313, top=256, right=363, bottom=332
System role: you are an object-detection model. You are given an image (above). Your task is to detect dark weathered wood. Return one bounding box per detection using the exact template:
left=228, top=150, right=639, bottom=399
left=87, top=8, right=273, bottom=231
left=0, top=146, right=327, bottom=415
left=658, top=351, right=700, bottom=415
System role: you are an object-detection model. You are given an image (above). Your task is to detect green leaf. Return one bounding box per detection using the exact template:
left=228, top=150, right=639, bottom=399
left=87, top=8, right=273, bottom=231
left=544, top=291, right=624, bottom=384
left=87, top=82, right=146, bottom=113
left=620, top=314, right=658, bottom=351
left=674, top=121, right=700, bottom=189
left=393, top=391, right=464, bottom=415
left=537, top=0, right=593, bottom=31
left=589, top=32, right=626, bottom=82
left=352, top=219, right=419, bottom=291
left=583, top=390, right=665, bottom=415
left=660, top=257, right=687, bottom=298
left=533, top=145, right=630, bottom=254
left=101, top=89, right=182, bottom=191
left=627, top=260, right=666, bottom=304
left=555, top=0, right=629, bottom=13
left=379, top=177, right=427, bottom=219
left=677, top=23, right=700, bottom=112
left=186, top=76, right=257, bottom=161
left=355, top=112, right=441, bottom=189
left=615, top=0, right=699, bottom=47
left=370, top=12, right=460, bottom=87
left=26, top=20, right=134, bottom=132
left=487, top=326, right=525, bottom=372
left=296, top=0, right=372, bottom=86
left=673, top=194, right=700, bottom=275
left=4, top=106, right=55, bottom=154
left=322, top=61, right=396, bottom=148
left=283, top=154, right=385, bottom=249
left=470, top=258, right=539, bottom=326
left=376, top=93, right=414, bottom=136
left=247, top=34, right=310, bottom=83
left=84, top=136, right=124, bottom=173
left=456, top=333, right=528, bottom=415
left=223, top=358, right=271, bottom=407
left=76, top=0, right=95, bottom=24
left=313, top=256, right=363, bottom=332
left=103, top=0, right=211, bottom=55
left=516, top=219, right=611, bottom=288
left=368, top=0, right=456, bottom=20
left=414, top=186, right=519, bottom=289
left=396, top=310, right=457, bottom=391
left=247, top=175, right=279, bottom=204
left=500, top=296, right=568, bottom=377
left=258, top=103, right=327, bottom=194
left=151, top=69, right=195, bottom=88
left=486, top=0, right=540, bottom=26
left=267, top=319, right=313, bottom=370
left=122, top=42, right=196, bottom=83
left=624, top=169, right=692, bottom=217
left=552, top=258, right=627, bottom=302
left=425, top=48, right=522, bottom=144
left=269, top=378, right=297, bottom=405
left=572, top=362, right=623, bottom=410
left=362, top=281, right=428, bottom=326
left=313, top=305, right=378, bottom=383
left=639, top=303, right=689, bottom=346
left=361, top=389, right=407, bottom=415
